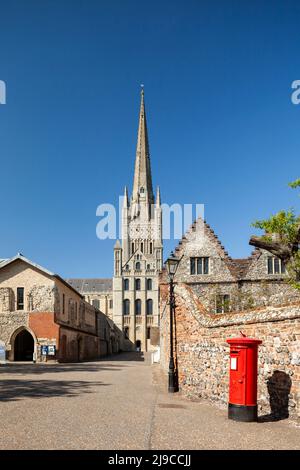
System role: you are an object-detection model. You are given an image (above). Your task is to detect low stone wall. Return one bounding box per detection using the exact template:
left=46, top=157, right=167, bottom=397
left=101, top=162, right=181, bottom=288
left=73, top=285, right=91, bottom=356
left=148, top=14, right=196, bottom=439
left=160, top=283, right=300, bottom=420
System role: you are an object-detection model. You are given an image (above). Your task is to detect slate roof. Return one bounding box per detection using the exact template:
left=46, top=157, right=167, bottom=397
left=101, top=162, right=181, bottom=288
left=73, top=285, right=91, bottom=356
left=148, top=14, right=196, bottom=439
left=66, top=278, right=113, bottom=294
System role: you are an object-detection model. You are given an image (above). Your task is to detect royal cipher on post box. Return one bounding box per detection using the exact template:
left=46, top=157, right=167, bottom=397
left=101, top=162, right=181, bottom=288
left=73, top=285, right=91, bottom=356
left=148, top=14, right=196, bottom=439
left=226, top=336, right=262, bottom=422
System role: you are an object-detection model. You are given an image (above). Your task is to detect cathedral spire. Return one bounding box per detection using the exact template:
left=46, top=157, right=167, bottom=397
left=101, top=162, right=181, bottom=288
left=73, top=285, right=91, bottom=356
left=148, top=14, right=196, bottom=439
left=131, top=88, right=154, bottom=205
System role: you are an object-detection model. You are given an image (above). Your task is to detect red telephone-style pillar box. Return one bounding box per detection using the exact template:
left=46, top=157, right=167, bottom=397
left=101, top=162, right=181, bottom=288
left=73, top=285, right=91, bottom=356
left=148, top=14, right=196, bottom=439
left=226, top=336, right=262, bottom=422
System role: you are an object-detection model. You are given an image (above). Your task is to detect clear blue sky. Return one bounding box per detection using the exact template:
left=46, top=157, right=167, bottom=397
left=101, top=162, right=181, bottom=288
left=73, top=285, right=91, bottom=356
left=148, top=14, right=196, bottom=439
left=0, top=0, right=300, bottom=278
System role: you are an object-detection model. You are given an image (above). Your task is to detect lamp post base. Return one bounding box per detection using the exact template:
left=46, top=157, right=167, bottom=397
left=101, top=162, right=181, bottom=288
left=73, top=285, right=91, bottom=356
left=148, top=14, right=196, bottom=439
left=168, top=374, right=176, bottom=393
left=228, top=403, right=258, bottom=422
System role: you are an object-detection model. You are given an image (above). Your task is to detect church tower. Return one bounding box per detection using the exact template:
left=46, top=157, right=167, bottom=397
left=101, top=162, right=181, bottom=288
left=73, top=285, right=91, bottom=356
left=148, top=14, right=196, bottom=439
left=113, top=89, right=162, bottom=352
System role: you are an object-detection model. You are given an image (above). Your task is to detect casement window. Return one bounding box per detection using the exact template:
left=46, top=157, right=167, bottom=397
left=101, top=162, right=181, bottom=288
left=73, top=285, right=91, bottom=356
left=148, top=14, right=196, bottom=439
left=146, top=299, right=153, bottom=315
left=92, top=299, right=100, bottom=309
left=123, top=299, right=130, bottom=315
left=267, top=257, right=286, bottom=274
left=135, top=299, right=142, bottom=315
left=190, top=257, right=209, bottom=275
left=135, top=279, right=141, bottom=291
left=216, top=294, right=230, bottom=314
left=17, top=287, right=24, bottom=310
left=146, top=278, right=152, bottom=290
left=124, top=279, right=129, bottom=291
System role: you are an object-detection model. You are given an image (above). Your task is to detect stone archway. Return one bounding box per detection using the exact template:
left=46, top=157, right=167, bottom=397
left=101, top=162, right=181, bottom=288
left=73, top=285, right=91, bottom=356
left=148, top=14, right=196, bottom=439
left=10, top=327, right=36, bottom=362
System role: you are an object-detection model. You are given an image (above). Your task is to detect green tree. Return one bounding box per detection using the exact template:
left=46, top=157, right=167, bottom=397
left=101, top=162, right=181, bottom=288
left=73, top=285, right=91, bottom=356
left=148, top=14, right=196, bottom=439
left=249, top=179, right=300, bottom=289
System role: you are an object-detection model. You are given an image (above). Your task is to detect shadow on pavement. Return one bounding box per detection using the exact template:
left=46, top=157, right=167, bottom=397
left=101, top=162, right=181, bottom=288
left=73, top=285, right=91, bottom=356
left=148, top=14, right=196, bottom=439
left=0, top=379, right=110, bottom=402
left=0, top=352, right=145, bottom=375
left=101, top=351, right=145, bottom=362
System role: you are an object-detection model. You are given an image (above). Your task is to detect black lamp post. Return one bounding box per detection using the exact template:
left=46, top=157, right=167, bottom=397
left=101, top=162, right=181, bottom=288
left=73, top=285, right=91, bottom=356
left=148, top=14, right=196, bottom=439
left=165, top=251, right=180, bottom=393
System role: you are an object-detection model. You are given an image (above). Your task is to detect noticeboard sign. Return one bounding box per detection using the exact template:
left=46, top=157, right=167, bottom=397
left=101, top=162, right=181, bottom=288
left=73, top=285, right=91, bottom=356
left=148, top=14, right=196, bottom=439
left=48, top=345, right=56, bottom=356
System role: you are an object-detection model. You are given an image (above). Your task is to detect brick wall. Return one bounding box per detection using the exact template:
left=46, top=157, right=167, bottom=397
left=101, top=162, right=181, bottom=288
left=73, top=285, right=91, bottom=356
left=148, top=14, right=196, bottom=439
left=160, top=282, right=300, bottom=420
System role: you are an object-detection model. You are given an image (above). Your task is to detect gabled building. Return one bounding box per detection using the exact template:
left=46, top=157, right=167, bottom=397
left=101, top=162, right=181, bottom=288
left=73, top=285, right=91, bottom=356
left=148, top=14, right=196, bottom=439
left=113, top=89, right=162, bottom=352
left=160, top=216, right=300, bottom=313
left=0, top=253, right=119, bottom=362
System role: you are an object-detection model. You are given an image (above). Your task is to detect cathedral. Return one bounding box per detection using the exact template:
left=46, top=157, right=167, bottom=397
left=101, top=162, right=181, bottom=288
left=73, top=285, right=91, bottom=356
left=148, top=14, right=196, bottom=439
left=112, top=89, right=162, bottom=352
left=68, top=89, right=162, bottom=352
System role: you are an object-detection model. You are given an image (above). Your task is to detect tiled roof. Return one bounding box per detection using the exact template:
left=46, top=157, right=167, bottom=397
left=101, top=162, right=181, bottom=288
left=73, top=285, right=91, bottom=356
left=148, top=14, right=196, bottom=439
left=66, top=278, right=113, bottom=294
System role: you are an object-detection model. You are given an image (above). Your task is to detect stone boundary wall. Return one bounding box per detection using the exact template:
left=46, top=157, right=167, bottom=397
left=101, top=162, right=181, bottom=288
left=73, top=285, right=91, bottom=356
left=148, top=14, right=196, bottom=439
left=160, top=283, right=300, bottom=420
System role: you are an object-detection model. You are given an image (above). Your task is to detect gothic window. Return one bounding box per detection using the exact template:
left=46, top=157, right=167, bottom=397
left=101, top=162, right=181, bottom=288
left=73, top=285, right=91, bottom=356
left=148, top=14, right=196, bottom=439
left=146, top=278, right=152, bottom=290
left=135, top=279, right=141, bottom=291
left=150, top=242, right=153, bottom=254
left=141, top=242, right=144, bottom=253
left=146, top=299, right=153, bottom=315
left=135, top=299, right=141, bottom=315
left=140, top=187, right=144, bottom=193
left=216, top=295, right=230, bottom=314
left=109, top=299, right=113, bottom=308
left=92, top=299, right=100, bottom=309
left=131, top=242, right=135, bottom=254
left=17, top=287, right=24, bottom=310
left=267, top=257, right=286, bottom=274
left=147, top=264, right=151, bottom=270
left=190, top=257, right=209, bottom=275
left=136, top=261, right=141, bottom=271
left=123, top=299, right=130, bottom=315
left=147, top=327, right=151, bottom=340
left=124, top=327, right=129, bottom=339
left=124, top=279, right=129, bottom=291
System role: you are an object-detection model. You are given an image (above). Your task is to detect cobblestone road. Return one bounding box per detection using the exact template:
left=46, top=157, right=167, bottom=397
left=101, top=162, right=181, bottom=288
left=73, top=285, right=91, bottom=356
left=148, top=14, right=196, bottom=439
left=0, top=352, right=299, bottom=450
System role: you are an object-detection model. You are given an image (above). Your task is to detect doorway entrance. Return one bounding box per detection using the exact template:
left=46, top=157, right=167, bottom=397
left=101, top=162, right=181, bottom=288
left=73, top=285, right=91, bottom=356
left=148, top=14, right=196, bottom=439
left=14, top=329, right=34, bottom=361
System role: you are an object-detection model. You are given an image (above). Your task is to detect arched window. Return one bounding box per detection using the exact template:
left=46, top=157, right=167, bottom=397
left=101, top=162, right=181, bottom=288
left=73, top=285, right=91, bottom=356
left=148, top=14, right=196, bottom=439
left=124, top=279, right=129, bottom=291
left=135, top=299, right=141, bottom=315
left=146, top=278, right=152, bottom=290
left=131, top=242, right=135, bottom=254
left=146, top=299, right=153, bottom=315
left=141, top=242, right=144, bottom=253
left=140, top=187, right=144, bottom=193
left=150, top=242, right=153, bottom=254
left=123, top=299, right=130, bottom=316
left=135, top=279, right=141, bottom=291
left=136, top=261, right=141, bottom=271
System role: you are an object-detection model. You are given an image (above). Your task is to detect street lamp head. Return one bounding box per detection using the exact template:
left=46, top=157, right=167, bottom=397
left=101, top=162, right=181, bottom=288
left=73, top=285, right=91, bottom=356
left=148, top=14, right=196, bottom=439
left=165, top=251, right=180, bottom=280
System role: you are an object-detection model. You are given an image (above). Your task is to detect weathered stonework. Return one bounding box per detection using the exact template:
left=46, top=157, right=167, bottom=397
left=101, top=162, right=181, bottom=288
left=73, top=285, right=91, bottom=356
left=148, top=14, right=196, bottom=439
left=0, top=255, right=122, bottom=362
left=160, top=282, right=300, bottom=420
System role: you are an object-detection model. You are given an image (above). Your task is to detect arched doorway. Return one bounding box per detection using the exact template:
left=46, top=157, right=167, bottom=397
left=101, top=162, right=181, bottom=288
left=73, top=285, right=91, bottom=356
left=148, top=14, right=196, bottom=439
left=14, top=329, right=34, bottom=361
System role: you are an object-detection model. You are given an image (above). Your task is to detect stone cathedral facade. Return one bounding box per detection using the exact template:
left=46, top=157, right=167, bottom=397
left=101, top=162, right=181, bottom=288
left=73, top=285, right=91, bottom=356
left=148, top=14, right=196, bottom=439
left=112, top=90, right=162, bottom=352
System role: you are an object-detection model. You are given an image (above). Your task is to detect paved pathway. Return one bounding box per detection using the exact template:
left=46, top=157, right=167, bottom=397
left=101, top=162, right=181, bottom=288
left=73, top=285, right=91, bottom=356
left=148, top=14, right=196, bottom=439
left=0, top=352, right=299, bottom=450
